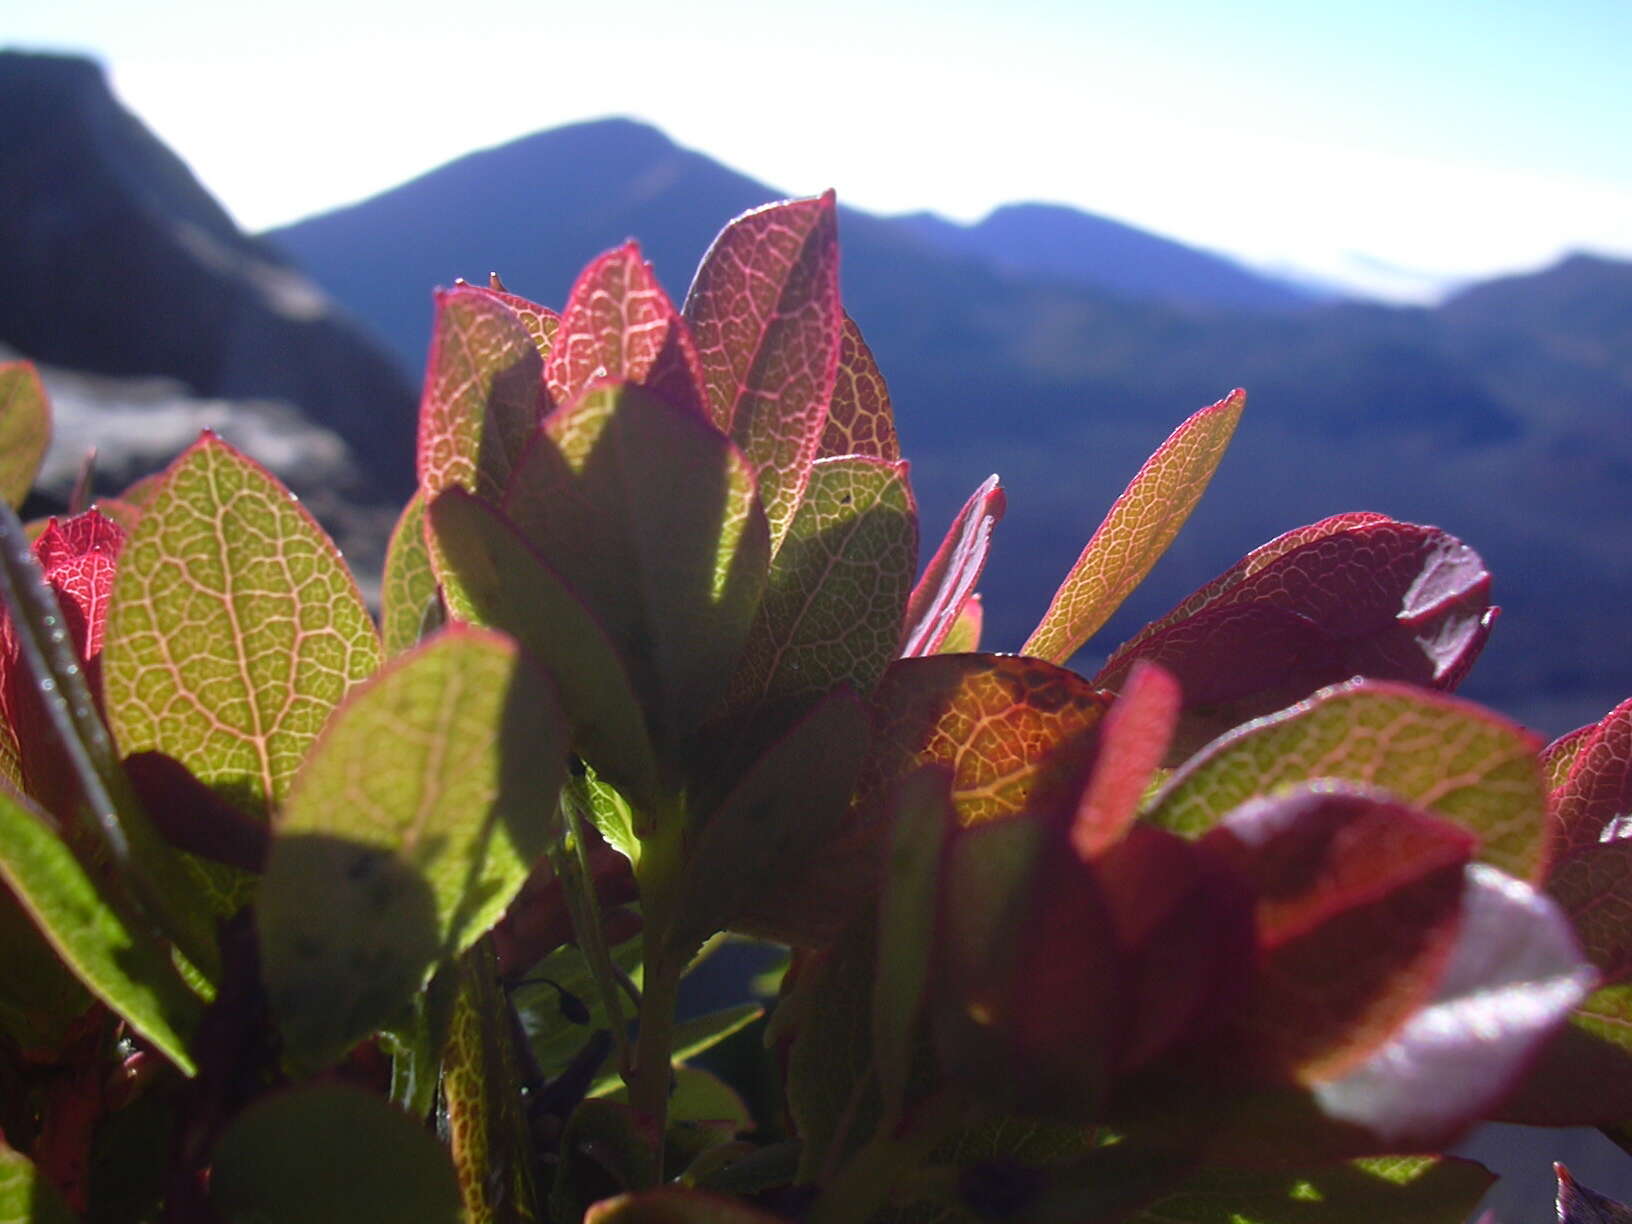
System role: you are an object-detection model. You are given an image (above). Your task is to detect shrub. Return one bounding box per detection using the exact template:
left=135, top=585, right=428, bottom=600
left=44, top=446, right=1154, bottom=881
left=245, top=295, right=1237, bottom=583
left=0, top=197, right=1627, bottom=1223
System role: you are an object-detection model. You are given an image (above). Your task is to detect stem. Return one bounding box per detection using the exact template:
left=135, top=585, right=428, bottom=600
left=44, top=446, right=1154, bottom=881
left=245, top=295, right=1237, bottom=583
left=626, top=952, right=683, bottom=1183
left=552, top=780, right=631, bottom=1075
left=807, top=1091, right=966, bottom=1224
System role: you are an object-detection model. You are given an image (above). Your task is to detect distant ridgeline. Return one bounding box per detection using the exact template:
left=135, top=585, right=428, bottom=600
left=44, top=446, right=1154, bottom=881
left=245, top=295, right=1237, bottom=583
left=3, top=51, right=1628, bottom=734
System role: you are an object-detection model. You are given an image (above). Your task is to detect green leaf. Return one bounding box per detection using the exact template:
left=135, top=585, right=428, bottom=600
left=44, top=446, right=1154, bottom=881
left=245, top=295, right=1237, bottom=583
left=430, top=487, right=659, bottom=806
left=0, top=787, right=200, bottom=1075
left=727, top=455, right=917, bottom=709
left=480, top=276, right=561, bottom=360
left=682, top=194, right=842, bottom=554
left=1119, top=1155, right=1492, bottom=1224
left=516, top=934, right=642, bottom=1082
left=551, top=1099, right=660, bottom=1221
left=211, top=1083, right=462, bottom=1224
left=0, top=878, right=93, bottom=1059
left=0, top=1139, right=78, bottom=1224
left=418, top=285, right=544, bottom=503
left=259, top=625, right=567, bottom=1070
left=0, top=363, right=51, bottom=510
left=0, top=501, right=218, bottom=976
left=578, top=764, right=640, bottom=866
left=1148, top=679, right=1547, bottom=880
left=818, top=314, right=899, bottom=461
left=504, top=382, right=769, bottom=771
left=588, top=1008, right=764, bottom=1101
left=938, top=593, right=983, bottom=654
left=103, top=433, right=382, bottom=820
left=442, top=939, right=541, bottom=1223
left=1024, top=389, right=1243, bottom=663
left=379, top=490, right=437, bottom=657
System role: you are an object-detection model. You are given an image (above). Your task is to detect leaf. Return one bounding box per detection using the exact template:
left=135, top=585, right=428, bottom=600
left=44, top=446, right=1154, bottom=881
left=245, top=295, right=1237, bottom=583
left=103, top=433, right=382, bottom=820
left=0, top=502, right=218, bottom=973
left=479, top=275, right=562, bottom=359
left=0, top=787, right=200, bottom=1075
left=583, top=1188, right=786, bottom=1224
left=863, top=654, right=1113, bottom=828
left=1072, top=661, right=1181, bottom=859
left=1548, top=698, right=1632, bottom=860
left=671, top=688, right=869, bottom=955
left=431, top=487, right=660, bottom=805
left=902, top=476, right=1005, bottom=658
left=0, top=1139, right=78, bottom=1224
left=551, top=1100, right=660, bottom=1222
left=1547, top=839, right=1632, bottom=984
left=1306, top=864, right=1593, bottom=1149
left=682, top=194, right=842, bottom=553
left=0, top=878, right=93, bottom=1060
left=546, top=241, right=706, bottom=418
left=1544, top=722, right=1599, bottom=792
left=1149, top=680, right=1548, bottom=881
left=672, top=1004, right=765, bottom=1064
left=1118, top=1156, right=1493, bottom=1224
left=1201, top=785, right=1475, bottom=1082
left=259, top=625, right=567, bottom=1070
left=0, top=362, right=51, bottom=509
left=939, top=593, right=983, bottom=654
left=516, top=935, right=642, bottom=1083
left=818, top=314, right=899, bottom=461
left=873, top=767, right=952, bottom=1121
left=1096, top=517, right=1494, bottom=753
left=379, top=490, right=437, bottom=657
left=1496, top=983, right=1632, bottom=1126
left=504, top=383, right=769, bottom=769
left=1024, top=390, right=1243, bottom=663
left=442, top=939, right=541, bottom=1223
left=1558, top=1162, right=1632, bottom=1223
left=418, top=284, right=545, bottom=503
left=210, top=1083, right=462, bottom=1224
left=727, top=455, right=917, bottom=709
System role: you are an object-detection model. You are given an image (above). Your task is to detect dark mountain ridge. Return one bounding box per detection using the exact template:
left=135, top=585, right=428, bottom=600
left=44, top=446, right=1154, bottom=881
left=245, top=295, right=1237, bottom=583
left=0, top=50, right=417, bottom=496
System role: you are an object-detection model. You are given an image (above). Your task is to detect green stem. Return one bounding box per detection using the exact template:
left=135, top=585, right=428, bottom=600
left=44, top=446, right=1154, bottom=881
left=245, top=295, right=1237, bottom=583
left=807, top=1091, right=966, bottom=1224
left=552, top=778, right=630, bottom=1075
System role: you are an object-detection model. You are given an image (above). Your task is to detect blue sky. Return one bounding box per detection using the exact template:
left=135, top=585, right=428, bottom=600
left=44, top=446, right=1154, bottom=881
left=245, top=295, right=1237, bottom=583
left=9, top=0, right=1630, bottom=299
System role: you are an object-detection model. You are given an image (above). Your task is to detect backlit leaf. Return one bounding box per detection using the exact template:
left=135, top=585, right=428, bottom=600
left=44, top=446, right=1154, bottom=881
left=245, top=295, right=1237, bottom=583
left=1548, top=698, right=1632, bottom=860
left=1072, top=661, right=1180, bottom=859
left=939, top=593, right=983, bottom=654
left=1548, top=839, right=1632, bottom=984
left=546, top=241, right=705, bottom=419
left=431, top=487, right=659, bottom=805
left=1120, top=1156, right=1493, bottom=1224
left=259, top=625, right=566, bottom=1070
left=379, top=490, right=437, bottom=657
left=1024, top=390, right=1243, bottom=663
left=0, top=787, right=199, bottom=1075
left=0, top=1140, right=77, bottom=1224
left=727, top=455, right=916, bottom=708
left=442, top=939, right=541, bottom=1222
left=1543, top=722, right=1598, bottom=792
left=0, top=363, right=50, bottom=510
left=480, top=275, right=561, bottom=359
left=901, top=476, right=1004, bottom=658
left=211, top=1084, right=461, bottom=1224
left=103, top=433, right=381, bottom=819
left=418, top=285, right=545, bottom=503
left=504, top=383, right=768, bottom=768
left=1097, top=517, right=1494, bottom=752
left=682, top=194, right=842, bottom=552
left=863, top=654, right=1113, bottom=827
left=818, top=314, right=898, bottom=461
left=1150, top=680, right=1547, bottom=880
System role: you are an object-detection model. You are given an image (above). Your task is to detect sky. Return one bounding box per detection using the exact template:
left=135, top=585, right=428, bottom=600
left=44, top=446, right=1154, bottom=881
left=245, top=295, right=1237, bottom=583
left=9, top=0, right=1631, bottom=301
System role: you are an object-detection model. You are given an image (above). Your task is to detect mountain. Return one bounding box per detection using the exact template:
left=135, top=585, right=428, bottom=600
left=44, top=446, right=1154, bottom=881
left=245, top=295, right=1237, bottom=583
left=0, top=51, right=417, bottom=497
left=894, top=203, right=1318, bottom=311
left=264, top=119, right=1632, bottom=736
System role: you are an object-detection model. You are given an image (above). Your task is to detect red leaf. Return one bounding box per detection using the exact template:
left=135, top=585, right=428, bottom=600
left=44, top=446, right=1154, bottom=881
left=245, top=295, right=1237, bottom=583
left=900, top=476, right=1004, bottom=658
left=1549, top=698, right=1632, bottom=859
left=545, top=241, right=705, bottom=419
left=818, top=313, right=899, bottom=460
left=1558, top=1163, right=1632, bottom=1223
left=1071, top=661, right=1180, bottom=859
left=682, top=194, right=842, bottom=552
left=1201, top=786, right=1475, bottom=1082
left=1547, top=839, right=1632, bottom=985
left=1096, top=517, right=1494, bottom=752
left=476, top=274, right=561, bottom=358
